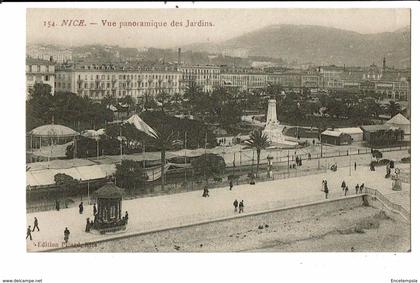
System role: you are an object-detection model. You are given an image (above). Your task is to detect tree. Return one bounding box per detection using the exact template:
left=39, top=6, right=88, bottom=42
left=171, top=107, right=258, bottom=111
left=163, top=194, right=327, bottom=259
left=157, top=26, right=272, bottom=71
left=102, top=94, right=117, bottom=108
left=65, top=136, right=97, bottom=159
left=155, top=91, right=172, bottom=113
left=115, top=160, right=148, bottom=193
left=386, top=101, right=401, bottom=117
left=183, top=81, right=204, bottom=115
left=365, top=99, right=382, bottom=118
left=191, top=153, right=226, bottom=181
left=171, top=92, right=184, bottom=111
left=29, top=82, right=52, bottom=98
left=27, top=90, right=114, bottom=132
left=245, top=130, right=270, bottom=177
left=119, top=95, right=135, bottom=115
left=54, top=173, right=79, bottom=200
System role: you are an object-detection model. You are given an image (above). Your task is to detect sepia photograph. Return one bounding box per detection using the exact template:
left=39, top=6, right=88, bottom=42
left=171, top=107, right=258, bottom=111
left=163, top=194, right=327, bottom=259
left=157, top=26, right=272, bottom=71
left=24, top=7, right=411, bottom=253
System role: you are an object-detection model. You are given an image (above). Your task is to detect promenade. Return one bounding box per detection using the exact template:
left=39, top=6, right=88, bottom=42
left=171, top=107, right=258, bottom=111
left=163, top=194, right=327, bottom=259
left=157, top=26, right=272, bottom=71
left=26, top=150, right=410, bottom=252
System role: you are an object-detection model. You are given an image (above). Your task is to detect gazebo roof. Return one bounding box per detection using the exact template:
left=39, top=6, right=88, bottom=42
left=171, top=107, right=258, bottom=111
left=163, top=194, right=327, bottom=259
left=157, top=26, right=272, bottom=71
left=94, top=182, right=125, bottom=199
left=29, top=124, right=79, bottom=138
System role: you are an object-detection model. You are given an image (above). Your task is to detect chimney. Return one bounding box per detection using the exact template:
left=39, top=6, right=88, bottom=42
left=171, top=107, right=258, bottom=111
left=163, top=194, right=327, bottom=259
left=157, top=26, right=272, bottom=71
left=178, top=48, right=181, bottom=65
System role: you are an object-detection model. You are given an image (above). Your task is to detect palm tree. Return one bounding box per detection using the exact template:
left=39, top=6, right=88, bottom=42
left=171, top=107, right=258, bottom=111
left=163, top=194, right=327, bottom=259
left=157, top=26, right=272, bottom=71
left=155, top=91, right=171, bottom=113
left=386, top=100, right=401, bottom=117
left=245, top=130, right=271, bottom=177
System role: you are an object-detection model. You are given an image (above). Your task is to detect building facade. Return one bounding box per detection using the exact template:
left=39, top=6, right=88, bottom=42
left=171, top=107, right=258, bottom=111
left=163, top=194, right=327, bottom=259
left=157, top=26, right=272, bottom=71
left=221, top=68, right=268, bottom=92
left=55, top=64, right=182, bottom=101
left=180, top=65, right=221, bottom=93
left=47, top=57, right=410, bottom=102
left=26, top=58, right=55, bottom=98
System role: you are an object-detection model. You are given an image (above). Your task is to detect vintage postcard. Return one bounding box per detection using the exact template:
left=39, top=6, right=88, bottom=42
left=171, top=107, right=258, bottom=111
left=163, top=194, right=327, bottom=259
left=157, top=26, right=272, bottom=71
left=25, top=8, right=411, bottom=253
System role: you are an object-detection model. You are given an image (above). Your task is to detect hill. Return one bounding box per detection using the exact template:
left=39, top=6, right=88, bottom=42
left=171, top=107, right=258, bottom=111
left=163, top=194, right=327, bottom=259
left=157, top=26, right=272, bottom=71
left=183, top=24, right=410, bottom=67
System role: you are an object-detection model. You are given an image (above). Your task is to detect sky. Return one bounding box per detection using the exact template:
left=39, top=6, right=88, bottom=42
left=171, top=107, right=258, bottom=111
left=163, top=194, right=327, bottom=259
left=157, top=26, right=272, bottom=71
left=27, top=8, right=411, bottom=49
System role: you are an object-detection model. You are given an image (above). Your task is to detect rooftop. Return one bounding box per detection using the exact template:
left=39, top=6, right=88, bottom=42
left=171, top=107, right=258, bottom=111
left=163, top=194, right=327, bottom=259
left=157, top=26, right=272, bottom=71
left=29, top=124, right=79, bottom=138
left=26, top=57, right=55, bottom=66
left=94, top=182, right=125, bottom=199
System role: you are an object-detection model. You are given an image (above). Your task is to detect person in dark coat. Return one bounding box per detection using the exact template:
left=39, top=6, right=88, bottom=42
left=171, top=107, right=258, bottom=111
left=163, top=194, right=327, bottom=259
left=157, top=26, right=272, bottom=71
left=32, top=217, right=40, bottom=232
left=238, top=200, right=244, bottom=213
left=344, top=186, right=349, bottom=196
left=124, top=211, right=129, bottom=224
left=323, top=181, right=329, bottom=199
left=85, top=218, right=91, bottom=232
left=360, top=183, right=364, bottom=194
left=93, top=203, right=97, bottom=216
left=355, top=184, right=360, bottom=194
left=354, top=162, right=357, bottom=171
left=229, top=180, right=233, bottom=191
left=55, top=200, right=60, bottom=211
left=202, top=187, right=209, bottom=197
left=341, top=181, right=346, bottom=191
left=233, top=199, right=238, bottom=212
left=26, top=226, right=32, bottom=240
left=64, top=227, right=70, bottom=244
left=79, top=202, right=84, bottom=214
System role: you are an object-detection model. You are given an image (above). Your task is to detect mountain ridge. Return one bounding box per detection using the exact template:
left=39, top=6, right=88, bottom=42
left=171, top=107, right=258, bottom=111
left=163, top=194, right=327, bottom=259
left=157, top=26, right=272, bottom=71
left=182, top=24, right=410, bottom=67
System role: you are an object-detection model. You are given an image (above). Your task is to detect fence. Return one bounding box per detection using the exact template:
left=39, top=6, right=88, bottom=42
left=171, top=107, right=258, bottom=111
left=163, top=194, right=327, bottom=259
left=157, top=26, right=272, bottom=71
left=26, top=145, right=410, bottom=213
left=364, top=187, right=410, bottom=223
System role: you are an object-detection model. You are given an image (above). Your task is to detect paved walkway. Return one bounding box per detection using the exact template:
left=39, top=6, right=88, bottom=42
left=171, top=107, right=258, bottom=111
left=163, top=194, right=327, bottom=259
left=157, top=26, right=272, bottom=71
left=26, top=159, right=410, bottom=252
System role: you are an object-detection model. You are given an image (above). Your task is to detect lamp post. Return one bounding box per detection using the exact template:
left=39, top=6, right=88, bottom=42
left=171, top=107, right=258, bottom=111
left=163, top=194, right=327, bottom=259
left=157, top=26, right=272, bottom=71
left=267, top=154, right=273, bottom=178
left=349, top=154, right=351, bottom=176
left=119, top=123, right=123, bottom=163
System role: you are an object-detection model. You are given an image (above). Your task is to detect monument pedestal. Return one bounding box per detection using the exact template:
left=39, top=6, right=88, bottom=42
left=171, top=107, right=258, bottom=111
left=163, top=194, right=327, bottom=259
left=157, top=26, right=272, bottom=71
left=263, top=99, right=297, bottom=147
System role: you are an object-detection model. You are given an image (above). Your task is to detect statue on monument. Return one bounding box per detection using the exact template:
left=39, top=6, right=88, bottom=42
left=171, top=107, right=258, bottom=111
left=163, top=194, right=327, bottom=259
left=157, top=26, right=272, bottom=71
left=263, top=99, right=286, bottom=144
left=262, top=98, right=298, bottom=147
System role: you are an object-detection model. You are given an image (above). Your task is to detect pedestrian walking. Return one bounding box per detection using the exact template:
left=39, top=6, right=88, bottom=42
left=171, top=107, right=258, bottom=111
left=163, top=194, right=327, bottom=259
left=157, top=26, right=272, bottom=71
left=324, top=184, right=329, bottom=199
left=229, top=180, right=233, bottom=191
left=79, top=202, right=84, bottom=214
left=64, top=227, right=70, bottom=244
left=233, top=199, right=238, bottom=212
left=360, top=183, right=364, bottom=194
left=341, top=181, right=346, bottom=191
left=238, top=200, right=244, bottom=213
left=124, top=211, right=129, bottom=224
left=26, top=226, right=32, bottom=240
left=202, top=187, right=209, bottom=197
left=55, top=200, right=60, bottom=211
left=344, top=185, right=349, bottom=196
left=354, top=162, right=357, bottom=171
left=93, top=203, right=97, bottom=216
left=355, top=184, right=360, bottom=194
left=32, top=217, right=40, bottom=232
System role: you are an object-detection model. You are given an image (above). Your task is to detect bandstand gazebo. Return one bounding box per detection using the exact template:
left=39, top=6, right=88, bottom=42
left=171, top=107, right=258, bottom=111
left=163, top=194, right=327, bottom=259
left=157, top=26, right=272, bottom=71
left=92, top=182, right=127, bottom=234
left=28, top=123, right=79, bottom=162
